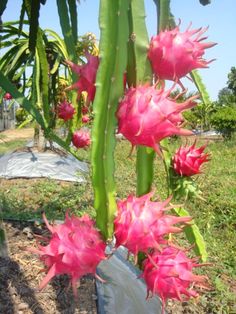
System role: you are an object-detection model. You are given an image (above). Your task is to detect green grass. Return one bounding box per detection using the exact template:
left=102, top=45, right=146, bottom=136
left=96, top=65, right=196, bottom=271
left=0, top=179, right=95, bottom=221
left=0, top=137, right=235, bottom=313
left=0, top=139, right=27, bottom=155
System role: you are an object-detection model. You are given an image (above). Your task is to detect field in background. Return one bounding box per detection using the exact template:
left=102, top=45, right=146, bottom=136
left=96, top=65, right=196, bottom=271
left=0, top=132, right=235, bottom=313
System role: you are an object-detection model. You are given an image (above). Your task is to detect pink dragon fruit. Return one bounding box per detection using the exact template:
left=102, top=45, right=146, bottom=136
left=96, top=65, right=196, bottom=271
left=66, top=52, right=99, bottom=104
left=32, top=212, right=106, bottom=296
left=82, top=106, right=89, bottom=115
left=148, top=25, right=216, bottom=82
left=114, top=192, right=191, bottom=256
left=82, top=115, right=90, bottom=124
left=116, top=85, right=198, bottom=153
left=4, top=93, right=12, bottom=100
left=57, top=100, right=75, bottom=121
left=72, top=130, right=91, bottom=148
left=142, top=246, right=208, bottom=313
left=173, top=141, right=210, bottom=176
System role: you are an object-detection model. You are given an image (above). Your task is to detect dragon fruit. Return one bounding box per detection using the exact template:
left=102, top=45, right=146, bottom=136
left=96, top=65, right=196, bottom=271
left=114, top=192, right=191, bottom=256
left=82, top=115, right=90, bottom=124
left=66, top=52, right=99, bottom=104
left=116, top=85, right=198, bottom=153
left=4, top=93, right=12, bottom=100
left=142, top=246, right=208, bottom=313
left=32, top=212, right=106, bottom=297
left=57, top=100, right=75, bottom=121
left=148, top=25, right=216, bottom=82
left=82, top=106, right=89, bottom=114
left=173, top=141, right=210, bottom=176
left=72, top=130, right=91, bottom=148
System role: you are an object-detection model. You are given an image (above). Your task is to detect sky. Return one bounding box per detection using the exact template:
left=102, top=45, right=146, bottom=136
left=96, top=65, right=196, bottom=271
left=2, top=0, right=236, bottom=101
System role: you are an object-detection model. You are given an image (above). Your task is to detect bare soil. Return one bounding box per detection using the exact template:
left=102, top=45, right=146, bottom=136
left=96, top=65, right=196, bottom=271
left=0, top=128, right=34, bottom=143
left=0, top=129, right=98, bottom=313
left=0, top=220, right=97, bottom=314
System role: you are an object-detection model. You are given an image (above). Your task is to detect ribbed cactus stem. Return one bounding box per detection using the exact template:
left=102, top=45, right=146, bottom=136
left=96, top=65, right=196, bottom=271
left=126, top=0, right=155, bottom=197
left=56, top=0, right=79, bottom=135
left=154, top=0, right=171, bottom=32
left=92, top=0, right=130, bottom=239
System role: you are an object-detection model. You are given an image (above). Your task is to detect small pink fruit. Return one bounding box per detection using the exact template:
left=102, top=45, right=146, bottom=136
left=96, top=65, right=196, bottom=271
left=31, top=212, right=106, bottom=297
left=82, top=115, right=90, bottom=124
left=114, top=192, right=191, bottom=255
left=72, top=130, right=91, bottom=148
left=173, top=141, right=210, bottom=176
left=4, top=93, right=12, bottom=100
left=58, top=101, right=75, bottom=121
left=142, top=246, right=208, bottom=313
left=82, top=106, right=89, bottom=114
left=148, top=25, right=216, bottom=82
left=66, top=52, right=99, bottom=104
left=116, top=85, right=198, bottom=153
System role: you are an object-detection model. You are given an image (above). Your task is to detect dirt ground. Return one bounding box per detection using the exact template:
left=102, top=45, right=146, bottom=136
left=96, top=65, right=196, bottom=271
left=0, top=220, right=97, bottom=314
left=0, top=128, right=34, bottom=143
left=0, top=128, right=98, bottom=314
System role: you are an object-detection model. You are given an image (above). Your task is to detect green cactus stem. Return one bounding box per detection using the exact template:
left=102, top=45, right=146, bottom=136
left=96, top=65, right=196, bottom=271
left=56, top=0, right=80, bottom=137
left=91, top=0, right=130, bottom=239
left=127, top=0, right=155, bottom=197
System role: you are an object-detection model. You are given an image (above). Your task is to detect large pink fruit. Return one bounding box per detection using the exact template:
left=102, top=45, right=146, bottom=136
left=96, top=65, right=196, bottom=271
left=114, top=192, right=191, bottom=255
left=116, top=85, right=198, bottom=153
left=142, top=246, right=208, bottom=313
left=66, top=52, right=99, bottom=104
left=57, top=100, right=75, bottom=122
left=148, top=25, right=215, bottom=82
left=32, top=212, right=106, bottom=296
left=173, top=141, right=210, bottom=176
left=72, top=130, right=91, bottom=148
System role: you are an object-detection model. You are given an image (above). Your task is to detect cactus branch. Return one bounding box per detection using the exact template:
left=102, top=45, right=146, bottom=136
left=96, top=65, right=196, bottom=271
left=92, top=0, right=130, bottom=239
left=127, top=0, right=155, bottom=196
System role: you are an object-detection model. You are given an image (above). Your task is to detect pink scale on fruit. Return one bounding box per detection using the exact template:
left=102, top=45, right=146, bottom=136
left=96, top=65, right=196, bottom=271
left=66, top=52, right=99, bottom=104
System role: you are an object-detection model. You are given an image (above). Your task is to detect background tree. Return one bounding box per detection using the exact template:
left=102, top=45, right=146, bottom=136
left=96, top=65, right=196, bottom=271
left=227, top=66, right=236, bottom=96
left=217, top=87, right=236, bottom=107
left=210, top=67, right=236, bottom=139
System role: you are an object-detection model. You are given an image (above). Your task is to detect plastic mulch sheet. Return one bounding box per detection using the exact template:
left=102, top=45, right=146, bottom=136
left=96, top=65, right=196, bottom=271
left=0, top=150, right=88, bottom=182
left=96, top=247, right=164, bottom=314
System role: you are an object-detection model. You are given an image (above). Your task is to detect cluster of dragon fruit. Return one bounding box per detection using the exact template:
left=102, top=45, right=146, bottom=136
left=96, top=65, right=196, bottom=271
left=34, top=25, right=215, bottom=310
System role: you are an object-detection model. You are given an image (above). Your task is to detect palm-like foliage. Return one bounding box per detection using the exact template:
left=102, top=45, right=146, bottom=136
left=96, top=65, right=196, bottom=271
left=0, top=22, right=70, bottom=144
left=0, top=20, right=97, bottom=147
left=1, top=22, right=70, bottom=96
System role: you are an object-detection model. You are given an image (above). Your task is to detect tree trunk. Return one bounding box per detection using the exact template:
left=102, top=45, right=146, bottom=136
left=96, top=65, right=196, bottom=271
left=34, top=123, right=47, bottom=151
left=0, top=221, right=8, bottom=258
